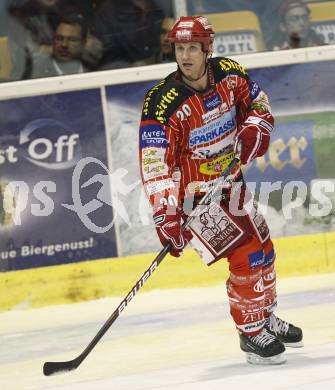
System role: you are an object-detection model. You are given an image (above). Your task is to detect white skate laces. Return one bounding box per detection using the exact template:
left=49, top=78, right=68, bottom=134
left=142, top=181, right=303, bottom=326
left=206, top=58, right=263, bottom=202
left=249, top=328, right=277, bottom=348
left=265, top=313, right=304, bottom=347
left=267, top=314, right=290, bottom=335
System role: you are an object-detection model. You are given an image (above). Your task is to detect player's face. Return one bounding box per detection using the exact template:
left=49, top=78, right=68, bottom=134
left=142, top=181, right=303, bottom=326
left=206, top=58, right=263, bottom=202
left=175, top=42, right=207, bottom=81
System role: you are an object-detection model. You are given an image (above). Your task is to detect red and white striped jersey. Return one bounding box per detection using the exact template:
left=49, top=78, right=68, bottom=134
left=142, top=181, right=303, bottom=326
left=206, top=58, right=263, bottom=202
left=139, top=57, right=273, bottom=208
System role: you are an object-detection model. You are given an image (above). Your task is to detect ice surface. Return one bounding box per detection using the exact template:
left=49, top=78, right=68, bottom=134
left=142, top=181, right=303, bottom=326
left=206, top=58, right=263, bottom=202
left=1, top=273, right=335, bottom=390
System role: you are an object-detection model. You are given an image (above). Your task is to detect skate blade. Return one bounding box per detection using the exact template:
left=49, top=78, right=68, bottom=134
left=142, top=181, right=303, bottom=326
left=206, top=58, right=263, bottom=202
left=284, top=341, right=304, bottom=348
left=245, top=352, right=286, bottom=365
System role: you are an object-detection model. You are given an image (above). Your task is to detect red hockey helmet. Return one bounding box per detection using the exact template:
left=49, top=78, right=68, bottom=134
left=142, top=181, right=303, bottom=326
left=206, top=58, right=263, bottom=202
left=168, top=16, right=215, bottom=51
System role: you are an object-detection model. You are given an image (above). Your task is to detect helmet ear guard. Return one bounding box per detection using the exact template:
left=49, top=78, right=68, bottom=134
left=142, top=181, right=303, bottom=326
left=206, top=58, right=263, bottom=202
left=168, top=16, right=215, bottom=52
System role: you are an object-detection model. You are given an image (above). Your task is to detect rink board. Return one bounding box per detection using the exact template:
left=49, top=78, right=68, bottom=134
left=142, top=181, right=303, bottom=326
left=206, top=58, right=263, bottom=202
left=1, top=54, right=335, bottom=270
left=1, top=231, right=334, bottom=311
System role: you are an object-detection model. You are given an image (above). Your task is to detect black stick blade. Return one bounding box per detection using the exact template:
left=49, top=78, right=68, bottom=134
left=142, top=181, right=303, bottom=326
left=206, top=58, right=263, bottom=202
left=43, top=359, right=79, bottom=376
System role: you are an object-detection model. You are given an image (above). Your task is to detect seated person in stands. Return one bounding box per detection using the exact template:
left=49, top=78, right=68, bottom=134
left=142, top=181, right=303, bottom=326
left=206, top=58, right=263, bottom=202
left=155, top=16, right=175, bottom=63
left=7, top=0, right=101, bottom=80
left=8, top=0, right=60, bottom=80
left=31, top=14, right=87, bottom=78
left=272, top=0, right=324, bottom=49
left=92, top=0, right=164, bottom=69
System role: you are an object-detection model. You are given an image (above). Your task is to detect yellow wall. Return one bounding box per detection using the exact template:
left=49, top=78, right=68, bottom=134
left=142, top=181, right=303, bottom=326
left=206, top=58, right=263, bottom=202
left=1, top=232, right=334, bottom=312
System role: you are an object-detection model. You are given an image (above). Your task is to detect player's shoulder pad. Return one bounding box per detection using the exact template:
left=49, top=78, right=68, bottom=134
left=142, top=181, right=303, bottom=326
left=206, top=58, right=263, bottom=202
left=141, top=72, right=193, bottom=124
left=211, top=57, right=249, bottom=81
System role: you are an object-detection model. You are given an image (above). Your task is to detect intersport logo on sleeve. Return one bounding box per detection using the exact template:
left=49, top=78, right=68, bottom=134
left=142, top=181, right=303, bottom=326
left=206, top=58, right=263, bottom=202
left=140, top=124, right=169, bottom=148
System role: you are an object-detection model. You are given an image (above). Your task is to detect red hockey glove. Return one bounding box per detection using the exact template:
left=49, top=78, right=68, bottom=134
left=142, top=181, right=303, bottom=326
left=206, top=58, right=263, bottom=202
left=153, top=206, right=192, bottom=257
left=234, top=111, right=274, bottom=165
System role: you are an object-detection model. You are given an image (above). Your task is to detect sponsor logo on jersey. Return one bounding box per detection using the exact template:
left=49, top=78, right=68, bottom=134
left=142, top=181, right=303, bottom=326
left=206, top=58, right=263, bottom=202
left=143, top=80, right=166, bottom=116
left=219, top=59, right=247, bottom=76
left=191, top=143, right=233, bottom=160
left=155, top=88, right=179, bottom=123
left=248, top=249, right=265, bottom=269
left=202, top=102, right=230, bottom=124
left=199, top=151, right=234, bottom=175
left=141, top=145, right=168, bottom=180
left=189, top=113, right=236, bottom=148
left=143, top=166, right=167, bottom=180
left=142, top=147, right=159, bottom=157
left=249, top=80, right=261, bottom=100
left=202, top=107, right=220, bottom=123
left=204, top=94, right=222, bottom=111
left=140, top=124, right=169, bottom=148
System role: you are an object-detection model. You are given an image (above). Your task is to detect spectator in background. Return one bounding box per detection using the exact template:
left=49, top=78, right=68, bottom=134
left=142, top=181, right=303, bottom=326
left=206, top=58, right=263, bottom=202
left=271, top=0, right=324, bottom=50
left=31, top=13, right=87, bottom=78
left=8, top=0, right=60, bottom=80
left=92, top=0, right=164, bottom=69
left=186, top=0, right=283, bottom=53
left=7, top=0, right=102, bottom=80
left=155, top=16, right=174, bottom=63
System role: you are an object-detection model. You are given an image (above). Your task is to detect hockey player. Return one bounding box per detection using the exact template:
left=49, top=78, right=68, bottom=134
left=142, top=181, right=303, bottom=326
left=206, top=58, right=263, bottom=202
left=139, top=15, right=303, bottom=365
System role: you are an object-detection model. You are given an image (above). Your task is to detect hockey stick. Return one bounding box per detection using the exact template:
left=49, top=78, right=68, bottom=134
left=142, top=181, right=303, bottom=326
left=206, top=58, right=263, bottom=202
left=43, top=155, right=241, bottom=376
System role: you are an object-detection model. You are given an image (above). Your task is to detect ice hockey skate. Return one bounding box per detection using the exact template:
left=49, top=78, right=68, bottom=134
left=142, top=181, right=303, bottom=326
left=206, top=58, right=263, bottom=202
left=239, top=328, right=286, bottom=365
left=265, top=313, right=304, bottom=347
